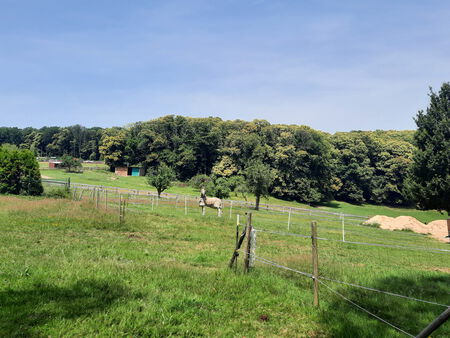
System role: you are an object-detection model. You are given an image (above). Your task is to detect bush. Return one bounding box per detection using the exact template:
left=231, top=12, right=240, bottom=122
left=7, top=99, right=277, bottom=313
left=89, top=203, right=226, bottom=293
left=0, top=146, right=43, bottom=196
left=189, top=174, right=210, bottom=189
left=228, top=175, right=249, bottom=199
left=205, top=177, right=231, bottom=199
left=44, top=186, right=70, bottom=199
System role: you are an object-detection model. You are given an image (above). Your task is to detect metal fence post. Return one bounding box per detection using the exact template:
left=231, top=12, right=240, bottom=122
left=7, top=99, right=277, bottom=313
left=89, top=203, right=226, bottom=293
left=311, top=221, right=319, bottom=307
left=244, top=212, right=253, bottom=273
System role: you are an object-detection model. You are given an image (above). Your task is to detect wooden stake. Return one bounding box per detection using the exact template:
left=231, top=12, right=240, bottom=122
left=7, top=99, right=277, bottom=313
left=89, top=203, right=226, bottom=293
left=96, top=189, right=99, bottom=209
left=244, top=212, right=253, bottom=273
left=416, top=307, right=450, bottom=338
left=184, top=196, right=187, bottom=215
left=105, top=190, right=108, bottom=210
left=311, top=221, right=319, bottom=307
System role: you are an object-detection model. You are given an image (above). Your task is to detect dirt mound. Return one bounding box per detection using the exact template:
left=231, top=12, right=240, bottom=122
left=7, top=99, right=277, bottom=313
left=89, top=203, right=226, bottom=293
left=427, top=220, right=449, bottom=239
left=364, top=215, right=395, bottom=227
left=364, top=215, right=449, bottom=242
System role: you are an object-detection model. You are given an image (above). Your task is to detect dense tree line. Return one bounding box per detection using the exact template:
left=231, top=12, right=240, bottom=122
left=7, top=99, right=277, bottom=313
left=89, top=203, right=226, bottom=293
left=0, top=125, right=102, bottom=159
left=0, top=116, right=416, bottom=206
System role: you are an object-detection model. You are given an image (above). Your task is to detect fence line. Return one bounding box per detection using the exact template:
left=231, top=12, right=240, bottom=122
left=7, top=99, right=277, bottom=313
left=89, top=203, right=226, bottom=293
left=42, top=179, right=369, bottom=220
left=251, top=254, right=449, bottom=307
left=251, top=253, right=447, bottom=337
left=253, top=228, right=450, bottom=254
left=318, top=280, right=415, bottom=337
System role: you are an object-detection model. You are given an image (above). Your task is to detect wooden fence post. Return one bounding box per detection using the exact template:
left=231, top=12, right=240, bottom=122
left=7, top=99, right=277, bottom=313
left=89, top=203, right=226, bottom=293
left=244, top=212, right=253, bottom=273
left=446, top=219, right=450, bottom=241
left=311, top=221, right=319, bottom=307
left=416, top=307, right=450, bottom=338
left=105, top=190, right=108, bottom=210
left=184, top=196, right=187, bottom=215
left=341, top=213, right=345, bottom=242
left=96, top=189, right=99, bottom=209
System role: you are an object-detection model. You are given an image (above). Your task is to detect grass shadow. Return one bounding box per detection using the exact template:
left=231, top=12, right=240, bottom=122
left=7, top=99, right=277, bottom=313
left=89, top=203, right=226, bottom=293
left=318, top=274, right=450, bottom=337
left=0, top=279, right=134, bottom=337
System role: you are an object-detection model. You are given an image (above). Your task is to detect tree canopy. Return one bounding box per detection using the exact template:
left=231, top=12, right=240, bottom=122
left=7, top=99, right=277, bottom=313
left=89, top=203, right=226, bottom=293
left=407, top=83, right=450, bottom=213
left=1, top=116, right=419, bottom=207
left=147, top=162, right=176, bottom=198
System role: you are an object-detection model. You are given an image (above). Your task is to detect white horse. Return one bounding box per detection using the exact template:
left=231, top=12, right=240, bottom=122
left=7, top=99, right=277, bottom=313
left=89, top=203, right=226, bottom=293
left=199, top=188, right=223, bottom=217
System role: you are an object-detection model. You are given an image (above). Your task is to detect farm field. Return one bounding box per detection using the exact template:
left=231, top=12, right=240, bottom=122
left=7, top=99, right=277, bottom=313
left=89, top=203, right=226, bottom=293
left=0, top=194, right=449, bottom=337
left=40, top=167, right=449, bottom=223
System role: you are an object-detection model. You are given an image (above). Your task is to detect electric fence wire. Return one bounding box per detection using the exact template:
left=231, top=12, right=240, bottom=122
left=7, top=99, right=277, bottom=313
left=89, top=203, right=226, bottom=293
left=319, top=276, right=450, bottom=308
left=251, top=254, right=450, bottom=308
left=253, top=228, right=450, bottom=254
left=317, top=279, right=415, bottom=337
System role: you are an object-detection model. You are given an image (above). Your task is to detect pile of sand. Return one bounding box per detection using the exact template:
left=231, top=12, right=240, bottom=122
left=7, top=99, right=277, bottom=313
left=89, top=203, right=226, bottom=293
left=364, top=215, right=449, bottom=242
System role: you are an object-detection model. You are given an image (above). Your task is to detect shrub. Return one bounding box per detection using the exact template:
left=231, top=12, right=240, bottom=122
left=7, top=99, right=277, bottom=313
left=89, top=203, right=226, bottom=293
left=44, top=186, right=70, bottom=199
left=205, top=177, right=231, bottom=199
left=189, top=174, right=210, bottom=189
left=0, top=146, right=43, bottom=196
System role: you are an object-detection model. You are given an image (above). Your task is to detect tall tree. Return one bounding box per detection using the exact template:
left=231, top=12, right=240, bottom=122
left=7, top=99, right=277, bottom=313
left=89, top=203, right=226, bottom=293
left=99, top=128, right=127, bottom=169
left=407, top=83, right=450, bottom=213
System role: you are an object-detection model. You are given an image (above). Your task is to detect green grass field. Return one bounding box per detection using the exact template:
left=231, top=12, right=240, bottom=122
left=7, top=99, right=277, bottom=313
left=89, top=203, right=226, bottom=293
left=1, top=194, right=449, bottom=336
left=40, top=166, right=448, bottom=223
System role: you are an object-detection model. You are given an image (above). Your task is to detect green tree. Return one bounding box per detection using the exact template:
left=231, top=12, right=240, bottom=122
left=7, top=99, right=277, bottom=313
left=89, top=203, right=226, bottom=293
left=147, top=163, right=176, bottom=197
left=99, top=128, right=127, bottom=170
left=244, top=160, right=274, bottom=210
left=407, top=83, right=450, bottom=213
left=60, top=155, right=82, bottom=173
left=206, top=176, right=231, bottom=199
left=0, top=146, right=43, bottom=195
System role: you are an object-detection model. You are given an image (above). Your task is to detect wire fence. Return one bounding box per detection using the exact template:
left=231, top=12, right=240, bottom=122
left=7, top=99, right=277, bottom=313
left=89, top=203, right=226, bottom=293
left=245, top=218, right=450, bottom=337
left=42, top=180, right=450, bottom=336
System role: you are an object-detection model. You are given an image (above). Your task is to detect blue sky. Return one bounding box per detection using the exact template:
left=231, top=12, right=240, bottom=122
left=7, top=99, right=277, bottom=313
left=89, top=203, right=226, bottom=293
left=1, top=0, right=450, bottom=132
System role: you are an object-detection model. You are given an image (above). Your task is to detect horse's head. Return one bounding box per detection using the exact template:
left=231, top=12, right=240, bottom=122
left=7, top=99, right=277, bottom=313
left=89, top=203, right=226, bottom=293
left=200, top=187, right=206, bottom=199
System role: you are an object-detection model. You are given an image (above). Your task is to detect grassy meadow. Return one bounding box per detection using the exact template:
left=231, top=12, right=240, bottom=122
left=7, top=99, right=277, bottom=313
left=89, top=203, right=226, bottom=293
left=40, top=165, right=448, bottom=223
left=0, top=192, right=449, bottom=337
